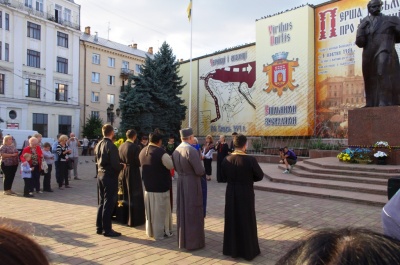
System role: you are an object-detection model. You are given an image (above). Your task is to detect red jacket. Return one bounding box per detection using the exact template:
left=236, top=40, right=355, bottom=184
left=20, top=146, right=43, bottom=169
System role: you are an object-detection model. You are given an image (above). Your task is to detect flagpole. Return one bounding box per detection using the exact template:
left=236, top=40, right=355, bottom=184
left=188, top=0, right=193, bottom=128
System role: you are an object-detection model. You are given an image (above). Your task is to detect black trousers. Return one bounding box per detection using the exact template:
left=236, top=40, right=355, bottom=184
left=96, top=174, right=118, bottom=233
left=23, top=178, right=33, bottom=195
left=43, top=164, right=53, bottom=191
left=203, top=158, right=212, bottom=176
left=1, top=164, right=18, bottom=191
left=57, top=161, right=69, bottom=187
left=32, top=165, right=40, bottom=192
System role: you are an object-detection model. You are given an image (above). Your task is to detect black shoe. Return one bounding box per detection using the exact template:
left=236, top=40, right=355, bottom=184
left=74, top=177, right=81, bottom=180
left=103, top=230, right=121, bottom=237
left=43, top=189, right=54, bottom=192
left=24, top=194, right=34, bottom=198
left=96, top=229, right=103, bottom=235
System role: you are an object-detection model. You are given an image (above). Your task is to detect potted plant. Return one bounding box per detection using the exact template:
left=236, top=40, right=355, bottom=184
left=374, top=151, right=388, bottom=165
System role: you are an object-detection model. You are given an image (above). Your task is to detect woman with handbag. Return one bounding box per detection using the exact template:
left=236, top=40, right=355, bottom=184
left=0, top=135, right=19, bottom=195
left=56, top=135, right=72, bottom=190
left=20, top=137, right=43, bottom=194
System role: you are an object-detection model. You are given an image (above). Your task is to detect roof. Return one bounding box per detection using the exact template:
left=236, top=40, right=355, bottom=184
left=80, top=33, right=153, bottom=59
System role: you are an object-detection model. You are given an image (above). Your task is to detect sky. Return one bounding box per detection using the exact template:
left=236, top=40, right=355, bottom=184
left=77, top=0, right=328, bottom=60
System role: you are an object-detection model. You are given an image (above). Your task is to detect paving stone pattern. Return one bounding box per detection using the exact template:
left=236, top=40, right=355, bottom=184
left=0, top=159, right=383, bottom=264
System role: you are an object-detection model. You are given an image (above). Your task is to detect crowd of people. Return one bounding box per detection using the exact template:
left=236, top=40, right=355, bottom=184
left=0, top=131, right=86, bottom=197
left=4, top=123, right=400, bottom=263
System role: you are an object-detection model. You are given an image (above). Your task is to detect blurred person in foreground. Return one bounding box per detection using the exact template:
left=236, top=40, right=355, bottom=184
left=95, top=124, right=126, bottom=237
left=172, top=128, right=205, bottom=250
left=0, top=226, right=49, bottom=264
left=221, top=134, right=264, bottom=261
left=276, top=227, right=400, bottom=265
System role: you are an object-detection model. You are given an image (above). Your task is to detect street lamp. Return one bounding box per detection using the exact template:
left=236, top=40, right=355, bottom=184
left=107, top=104, right=115, bottom=126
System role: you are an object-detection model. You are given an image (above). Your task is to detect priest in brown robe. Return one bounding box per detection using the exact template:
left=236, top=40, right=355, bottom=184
left=117, top=129, right=145, bottom=227
left=172, top=127, right=206, bottom=250
left=221, top=134, right=264, bottom=261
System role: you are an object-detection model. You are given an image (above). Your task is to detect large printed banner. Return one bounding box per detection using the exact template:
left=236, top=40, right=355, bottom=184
left=198, top=46, right=257, bottom=135
left=315, top=0, right=400, bottom=138
left=255, top=5, right=315, bottom=136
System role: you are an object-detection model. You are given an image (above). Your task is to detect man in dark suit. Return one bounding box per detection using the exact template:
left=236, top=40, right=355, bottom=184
left=95, top=124, right=125, bottom=237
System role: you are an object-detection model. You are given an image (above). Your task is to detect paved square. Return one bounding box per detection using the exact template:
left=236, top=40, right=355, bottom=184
left=0, top=159, right=382, bottom=264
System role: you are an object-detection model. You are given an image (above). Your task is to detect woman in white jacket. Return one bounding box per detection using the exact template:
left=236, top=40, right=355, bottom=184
left=202, top=135, right=215, bottom=181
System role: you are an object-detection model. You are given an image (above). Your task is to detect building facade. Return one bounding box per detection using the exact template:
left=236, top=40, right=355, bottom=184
left=79, top=27, right=153, bottom=136
left=0, top=0, right=81, bottom=138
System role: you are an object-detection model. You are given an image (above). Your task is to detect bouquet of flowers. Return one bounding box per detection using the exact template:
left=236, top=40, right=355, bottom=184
left=374, top=151, right=388, bottom=158
left=114, top=138, right=124, bottom=148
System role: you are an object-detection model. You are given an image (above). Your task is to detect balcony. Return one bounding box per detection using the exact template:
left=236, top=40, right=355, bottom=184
left=120, top=68, right=134, bottom=78
left=0, top=0, right=80, bottom=31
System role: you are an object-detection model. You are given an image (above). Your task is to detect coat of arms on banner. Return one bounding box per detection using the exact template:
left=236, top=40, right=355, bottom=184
left=263, top=52, right=299, bottom=97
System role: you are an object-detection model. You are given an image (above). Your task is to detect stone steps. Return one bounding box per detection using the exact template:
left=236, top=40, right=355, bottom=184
left=255, top=157, right=396, bottom=207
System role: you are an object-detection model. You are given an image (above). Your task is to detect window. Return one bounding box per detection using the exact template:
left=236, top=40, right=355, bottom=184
left=55, top=4, right=62, bottom=23
left=5, top=13, right=9, bottom=31
left=57, top=32, right=68, bottom=48
left=57, top=57, right=68, bottom=74
left=0, top=12, right=2, bottom=28
left=92, top=53, right=100, bottom=64
left=27, top=49, right=40, bottom=68
left=0, top=42, right=2, bottom=60
left=25, top=78, right=40, bottom=98
left=91, top=72, right=100, bottom=83
left=91, top=92, right=99, bottom=102
left=135, top=64, right=141, bottom=73
left=58, top=115, right=71, bottom=135
left=107, top=75, right=115, bottom=86
left=107, top=94, right=115, bottom=104
left=27, top=22, right=41, bottom=40
left=55, top=83, right=68, bottom=101
left=91, top=111, right=99, bottom=118
left=0, top=74, right=4, bottom=94
left=64, top=8, right=71, bottom=23
left=33, top=113, right=48, bottom=137
left=36, top=0, right=43, bottom=12
left=9, top=110, right=17, bottom=119
left=122, top=60, right=129, bottom=69
left=25, top=0, right=33, bottom=8
left=5, top=43, right=9, bottom=61
left=108, top=57, right=115, bottom=67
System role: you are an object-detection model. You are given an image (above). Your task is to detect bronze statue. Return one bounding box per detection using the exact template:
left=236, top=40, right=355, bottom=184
left=355, top=0, right=400, bottom=107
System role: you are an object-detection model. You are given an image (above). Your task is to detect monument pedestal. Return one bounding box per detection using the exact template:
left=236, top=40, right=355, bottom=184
left=348, top=106, right=400, bottom=165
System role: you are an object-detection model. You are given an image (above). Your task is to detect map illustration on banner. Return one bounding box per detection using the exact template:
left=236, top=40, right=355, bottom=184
left=263, top=52, right=299, bottom=97
left=200, top=61, right=256, bottom=123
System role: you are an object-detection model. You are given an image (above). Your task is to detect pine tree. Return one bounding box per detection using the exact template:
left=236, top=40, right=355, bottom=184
left=119, top=42, right=187, bottom=139
left=81, top=115, right=103, bottom=139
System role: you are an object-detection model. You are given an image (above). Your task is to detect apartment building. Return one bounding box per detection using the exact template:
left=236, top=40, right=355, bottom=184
left=0, top=0, right=80, bottom=138
left=79, top=26, right=153, bottom=134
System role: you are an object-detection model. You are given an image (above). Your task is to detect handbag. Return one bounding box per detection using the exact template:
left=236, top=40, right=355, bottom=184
left=41, top=158, right=48, bottom=173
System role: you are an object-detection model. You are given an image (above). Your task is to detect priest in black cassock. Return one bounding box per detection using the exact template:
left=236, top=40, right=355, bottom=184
left=117, top=129, right=145, bottom=227
left=221, top=134, right=264, bottom=261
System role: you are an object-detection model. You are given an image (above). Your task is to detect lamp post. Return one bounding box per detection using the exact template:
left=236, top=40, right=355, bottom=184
left=107, top=105, right=121, bottom=127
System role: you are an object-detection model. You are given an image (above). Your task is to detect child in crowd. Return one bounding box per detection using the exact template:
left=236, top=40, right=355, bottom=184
left=42, top=142, right=54, bottom=192
left=21, top=153, right=34, bottom=198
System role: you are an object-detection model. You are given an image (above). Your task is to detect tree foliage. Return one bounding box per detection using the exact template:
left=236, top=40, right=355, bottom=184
left=82, top=115, right=103, bottom=139
left=119, top=42, right=187, bottom=140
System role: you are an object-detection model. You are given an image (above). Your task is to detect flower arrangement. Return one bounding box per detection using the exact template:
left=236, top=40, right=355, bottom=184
left=374, top=151, right=388, bottom=158
left=337, top=148, right=372, bottom=163
left=114, top=138, right=124, bottom=148
left=374, top=141, right=390, bottom=148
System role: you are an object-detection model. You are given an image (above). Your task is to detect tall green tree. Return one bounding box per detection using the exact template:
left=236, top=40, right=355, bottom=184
left=81, top=115, right=103, bottom=139
left=119, top=42, right=187, bottom=139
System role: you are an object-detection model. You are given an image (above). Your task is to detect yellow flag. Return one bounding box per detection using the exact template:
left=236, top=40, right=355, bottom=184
left=187, top=0, right=192, bottom=21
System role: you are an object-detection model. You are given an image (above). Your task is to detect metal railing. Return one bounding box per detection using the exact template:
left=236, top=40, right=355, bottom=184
left=0, top=0, right=80, bottom=30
